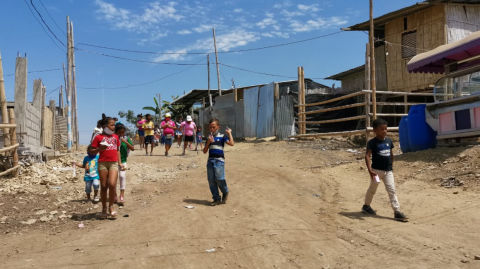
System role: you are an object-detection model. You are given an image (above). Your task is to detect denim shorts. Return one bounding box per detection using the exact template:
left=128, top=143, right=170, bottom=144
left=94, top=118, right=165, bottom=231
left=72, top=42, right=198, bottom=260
left=164, top=136, right=173, bottom=146
left=85, top=179, right=100, bottom=193
left=138, top=130, right=145, bottom=137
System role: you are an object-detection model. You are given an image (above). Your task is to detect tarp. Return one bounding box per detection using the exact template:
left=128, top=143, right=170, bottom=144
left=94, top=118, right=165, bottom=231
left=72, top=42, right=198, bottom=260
left=408, top=31, right=480, bottom=74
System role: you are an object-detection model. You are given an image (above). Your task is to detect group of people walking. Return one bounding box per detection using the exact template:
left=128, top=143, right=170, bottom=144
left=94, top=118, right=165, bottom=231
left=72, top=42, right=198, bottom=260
left=136, top=113, right=203, bottom=157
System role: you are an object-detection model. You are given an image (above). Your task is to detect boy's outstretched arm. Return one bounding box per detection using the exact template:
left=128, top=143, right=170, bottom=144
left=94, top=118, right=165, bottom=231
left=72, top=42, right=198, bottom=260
left=365, top=149, right=376, bottom=180
left=225, top=129, right=234, bottom=146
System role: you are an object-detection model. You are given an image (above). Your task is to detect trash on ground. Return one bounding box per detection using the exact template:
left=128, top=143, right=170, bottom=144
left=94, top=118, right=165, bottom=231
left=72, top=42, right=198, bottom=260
left=50, top=187, right=62, bottom=189
left=184, top=205, right=195, bottom=209
left=205, top=248, right=215, bottom=253
left=123, top=214, right=129, bottom=217
left=78, top=223, right=84, bottom=228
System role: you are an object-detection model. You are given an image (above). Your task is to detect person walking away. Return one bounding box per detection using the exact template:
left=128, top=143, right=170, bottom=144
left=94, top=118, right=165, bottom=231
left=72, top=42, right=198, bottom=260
left=180, top=115, right=196, bottom=154
left=203, top=118, right=234, bottom=206
left=363, top=118, right=408, bottom=221
left=115, top=123, right=134, bottom=206
left=195, top=126, right=203, bottom=151
left=136, top=114, right=146, bottom=149
left=74, top=145, right=100, bottom=203
left=91, top=120, right=103, bottom=144
left=90, top=115, right=122, bottom=219
left=176, top=117, right=183, bottom=148
left=142, top=114, right=155, bottom=156
left=161, top=113, right=176, bottom=157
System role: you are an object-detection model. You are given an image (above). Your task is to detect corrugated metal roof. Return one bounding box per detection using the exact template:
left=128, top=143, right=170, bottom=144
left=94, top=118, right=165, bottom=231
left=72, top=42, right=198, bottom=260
left=325, top=65, right=365, bottom=80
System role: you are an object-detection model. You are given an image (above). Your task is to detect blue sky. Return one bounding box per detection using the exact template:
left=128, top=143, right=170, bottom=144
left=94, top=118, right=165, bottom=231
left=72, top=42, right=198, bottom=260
left=0, top=0, right=419, bottom=144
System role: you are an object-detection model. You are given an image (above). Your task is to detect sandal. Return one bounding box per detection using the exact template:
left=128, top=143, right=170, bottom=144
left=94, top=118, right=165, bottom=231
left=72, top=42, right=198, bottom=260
left=100, top=207, right=108, bottom=220
left=118, top=196, right=125, bottom=206
left=109, top=206, right=118, bottom=218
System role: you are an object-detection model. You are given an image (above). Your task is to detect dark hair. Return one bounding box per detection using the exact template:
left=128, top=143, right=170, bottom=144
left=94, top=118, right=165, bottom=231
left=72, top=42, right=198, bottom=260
left=96, top=119, right=102, bottom=128
left=137, top=114, right=142, bottom=118
left=115, top=123, right=126, bottom=133
left=101, top=113, right=114, bottom=127
left=113, top=117, right=118, bottom=121
left=372, top=118, right=388, bottom=129
left=87, top=145, right=93, bottom=153
left=197, top=126, right=202, bottom=130
left=145, top=114, right=151, bottom=119
left=209, top=118, right=219, bottom=125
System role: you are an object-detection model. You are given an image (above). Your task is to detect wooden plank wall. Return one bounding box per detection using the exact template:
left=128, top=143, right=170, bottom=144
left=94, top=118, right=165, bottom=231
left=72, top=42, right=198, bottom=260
left=341, top=72, right=365, bottom=93
left=385, top=5, right=445, bottom=92
left=447, top=4, right=480, bottom=43
left=375, top=45, right=388, bottom=91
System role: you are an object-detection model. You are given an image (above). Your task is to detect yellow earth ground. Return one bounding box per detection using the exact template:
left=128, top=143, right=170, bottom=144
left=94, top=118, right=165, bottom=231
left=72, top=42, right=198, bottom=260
left=1, top=138, right=480, bottom=269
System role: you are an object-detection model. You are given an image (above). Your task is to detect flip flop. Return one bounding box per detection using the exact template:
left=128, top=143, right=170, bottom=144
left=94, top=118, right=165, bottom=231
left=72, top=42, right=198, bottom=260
left=109, top=207, right=118, bottom=218
left=100, top=208, right=108, bottom=220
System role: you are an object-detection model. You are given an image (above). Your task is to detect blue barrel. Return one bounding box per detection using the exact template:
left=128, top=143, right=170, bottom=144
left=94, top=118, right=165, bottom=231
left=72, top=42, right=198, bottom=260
left=399, top=116, right=411, bottom=153
left=407, top=104, right=437, bottom=152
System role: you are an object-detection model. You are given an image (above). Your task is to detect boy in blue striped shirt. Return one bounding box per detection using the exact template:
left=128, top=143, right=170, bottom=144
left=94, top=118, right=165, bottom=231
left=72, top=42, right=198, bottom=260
left=203, top=118, right=234, bottom=206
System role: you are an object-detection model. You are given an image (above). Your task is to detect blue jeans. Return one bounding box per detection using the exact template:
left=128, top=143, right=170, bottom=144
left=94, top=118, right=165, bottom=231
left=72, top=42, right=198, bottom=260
left=85, top=179, right=100, bottom=194
left=207, top=160, right=228, bottom=201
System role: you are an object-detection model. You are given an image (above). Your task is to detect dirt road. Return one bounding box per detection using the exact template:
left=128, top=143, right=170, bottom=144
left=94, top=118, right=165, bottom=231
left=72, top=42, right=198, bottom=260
left=1, top=139, right=480, bottom=268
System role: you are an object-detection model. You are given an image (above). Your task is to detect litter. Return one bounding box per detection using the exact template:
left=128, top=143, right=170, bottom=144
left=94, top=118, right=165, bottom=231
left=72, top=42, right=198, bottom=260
left=50, top=187, right=62, bottom=189
left=347, top=149, right=361, bottom=154
left=312, top=194, right=320, bottom=198
left=123, top=214, right=129, bottom=217
left=78, top=223, right=84, bottom=228
left=205, top=248, right=216, bottom=253
left=184, top=205, right=195, bottom=209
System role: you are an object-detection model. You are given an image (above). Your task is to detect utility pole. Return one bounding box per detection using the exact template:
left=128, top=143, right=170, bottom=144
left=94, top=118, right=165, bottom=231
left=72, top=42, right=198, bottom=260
left=232, top=78, right=237, bottom=102
left=70, top=21, right=79, bottom=150
left=66, top=16, right=73, bottom=152
left=0, top=49, right=10, bottom=147
left=370, top=0, right=377, bottom=120
left=207, top=54, right=212, bottom=111
left=156, top=93, right=161, bottom=124
left=59, top=85, right=64, bottom=116
left=212, top=28, right=222, bottom=96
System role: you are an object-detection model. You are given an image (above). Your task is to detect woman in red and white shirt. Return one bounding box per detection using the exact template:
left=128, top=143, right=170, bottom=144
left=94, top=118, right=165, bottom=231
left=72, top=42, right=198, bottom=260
left=90, top=114, right=122, bottom=219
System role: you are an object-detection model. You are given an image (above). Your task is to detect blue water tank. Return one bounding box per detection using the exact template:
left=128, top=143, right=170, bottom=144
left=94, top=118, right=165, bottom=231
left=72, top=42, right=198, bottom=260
left=399, top=116, right=411, bottom=153
left=407, top=104, right=437, bottom=152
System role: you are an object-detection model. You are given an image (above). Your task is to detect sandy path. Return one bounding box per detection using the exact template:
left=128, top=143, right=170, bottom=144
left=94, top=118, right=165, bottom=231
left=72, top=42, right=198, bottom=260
left=1, top=141, right=479, bottom=268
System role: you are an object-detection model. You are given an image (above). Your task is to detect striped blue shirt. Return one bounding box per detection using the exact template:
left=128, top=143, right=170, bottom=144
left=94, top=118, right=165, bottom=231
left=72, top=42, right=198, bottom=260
left=208, top=133, right=229, bottom=162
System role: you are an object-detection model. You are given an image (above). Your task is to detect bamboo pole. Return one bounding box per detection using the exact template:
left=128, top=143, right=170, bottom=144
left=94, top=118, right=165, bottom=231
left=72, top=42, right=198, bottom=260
left=213, top=28, right=222, bottom=96
left=369, top=113, right=408, bottom=117
left=301, top=67, right=306, bottom=135
left=0, top=49, right=10, bottom=148
left=0, top=124, right=17, bottom=128
left=296, top=115, right=366, bottom=125
left=297, top=67, right=302, bottom=135
left=299, top=102, right=367, bottom=115
left=295, top=91, right=365, bottom=107
left=71, top=22, right=79, bottom=151
left=362, top=90, right=449, bottom=96
left=365, top=93, right=371, bottom=145
left=370, top=0, right=377, bottom=120
left=0, top=165, right=21, bottom=177
left=0, top=143, right=19, bottom=153
left=290, top=130, right=368, bottom=139
left=8, top=108, right=18, bottom=177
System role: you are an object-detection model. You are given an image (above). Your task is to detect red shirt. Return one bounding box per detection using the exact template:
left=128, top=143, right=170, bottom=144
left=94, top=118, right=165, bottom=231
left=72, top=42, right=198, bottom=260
left=92, top=134, right=120, bottom=162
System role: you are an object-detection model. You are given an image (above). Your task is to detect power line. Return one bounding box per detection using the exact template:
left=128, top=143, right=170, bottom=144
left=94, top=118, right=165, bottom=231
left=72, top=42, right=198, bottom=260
left=76, top=31, right=344, bottom=55
left=75, top=48, right=208, bottom=66
left=78, top=57, right=206, bottom=90
left=29, top=0, right=66, bottom=47
left=38, top=0, right=66, bottom=36
left=219, top=63, right=326, bottom=80
left=23, top=0, right=66, bottom=53
left=46, top=86, right=61, bottom=97
left=4, top=68, right=63, bottom=77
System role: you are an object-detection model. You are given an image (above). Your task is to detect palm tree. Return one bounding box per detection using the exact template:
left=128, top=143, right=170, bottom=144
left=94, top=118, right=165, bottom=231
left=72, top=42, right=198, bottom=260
left=142, top=97, right=161, bottom=123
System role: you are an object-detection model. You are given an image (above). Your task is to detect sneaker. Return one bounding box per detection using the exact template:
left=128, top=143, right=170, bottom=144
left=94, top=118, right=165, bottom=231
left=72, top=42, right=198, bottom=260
left=210, top=200, right=221, bottom=206
left=222, top=192, right=229, bottom=204
left=93, top=196, right=100, bottom=203
left=150, top=152, right=153, bottom=156
left=394, top=211, right=408, bottom=221
left=145, top=153, right=148, bottom=156
left=362, top=205, right=376, bottom=215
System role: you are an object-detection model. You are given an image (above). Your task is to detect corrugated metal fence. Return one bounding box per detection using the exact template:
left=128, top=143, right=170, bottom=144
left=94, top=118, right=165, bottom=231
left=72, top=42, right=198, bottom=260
left=275, top=95, right=295, bottom=140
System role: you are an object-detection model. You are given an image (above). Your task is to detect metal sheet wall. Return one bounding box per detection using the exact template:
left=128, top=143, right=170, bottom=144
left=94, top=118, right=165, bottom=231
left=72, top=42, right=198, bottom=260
left=235, top=100, right=244, bottom=138
left=243, top=86, right=259, bottom=137
left=275, top=95, right=295, bottom=140
left=256, top=82, right=275, bottom=139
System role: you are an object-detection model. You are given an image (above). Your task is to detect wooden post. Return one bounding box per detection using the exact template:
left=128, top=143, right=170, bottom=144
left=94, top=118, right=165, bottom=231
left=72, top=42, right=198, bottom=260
left=202, top=97, right=206, bottom=108
left=49, top=99, right=56, bottom=155
left=62, top=63, right=67, bottom=115
left=232, top=79, right=237, bottom=102
left=0, top=49, right=10, bottom=148
left=404, top=94, right=408, bottom=114
left=213, top=28, right=222, bottom=96
left=207, top=54, right=213, bottom=111
left=66, top=16, right=73, bottom=152
left=301, top=67, right=306, bottom=135
left=370, top=0, right=377, bottom=120
left=59, top=85, right=64, bottom=116
left=365, top=93, right=371, bottom=144
left=365, top=43, right=370, bottom=92
left=40, top=85, right=46, bottom=147
left=71, top=22, right=79, bottom=150
left=297, top=67, right=302, bottom=135
left=8, top=108, right=18, bottom=177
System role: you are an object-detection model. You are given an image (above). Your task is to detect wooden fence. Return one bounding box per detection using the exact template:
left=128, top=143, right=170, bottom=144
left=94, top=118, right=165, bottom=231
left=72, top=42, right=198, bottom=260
left=290, top=90, right=454, bottom=139
left=0, top=108, right=19, bottom=177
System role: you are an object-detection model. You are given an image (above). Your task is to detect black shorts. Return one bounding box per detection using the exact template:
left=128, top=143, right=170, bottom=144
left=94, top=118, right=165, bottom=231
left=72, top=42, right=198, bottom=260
left=184, top=135, right=194, bottom=142
left=144, top=135, right=154, bottom=145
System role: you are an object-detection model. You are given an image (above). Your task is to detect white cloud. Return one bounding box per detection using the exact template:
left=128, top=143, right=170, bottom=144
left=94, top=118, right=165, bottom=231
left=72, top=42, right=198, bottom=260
left=234, top=8, right=243, bottom=13
left=178, top=29, right=192, bottom=35
left=298, top=4, right=320, bottom=12
left=289, top=17, right=348, bottom=32
left=95, top=0, right=183, bottom=35
left=256, top=12, right=278, bottom=29
left=153, top=49, right=188, bottom=62
left=282, top=10, right=304, bottom=17
left=273, top=1, right=292, bottom=9
left=193, top=24, right=214, bottom=33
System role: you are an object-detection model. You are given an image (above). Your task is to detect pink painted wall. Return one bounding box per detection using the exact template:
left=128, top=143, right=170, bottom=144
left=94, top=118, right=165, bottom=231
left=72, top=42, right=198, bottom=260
left=439, top=112, right=454, bottom=134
